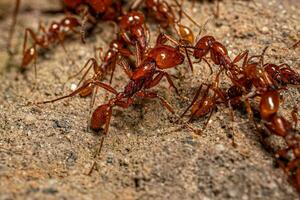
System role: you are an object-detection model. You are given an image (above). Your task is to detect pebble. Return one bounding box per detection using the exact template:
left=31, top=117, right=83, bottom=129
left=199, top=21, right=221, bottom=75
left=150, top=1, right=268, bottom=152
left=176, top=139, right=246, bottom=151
left=215, top=144, right=225, bottom=152
left=261, top=27, right=269, bottom=34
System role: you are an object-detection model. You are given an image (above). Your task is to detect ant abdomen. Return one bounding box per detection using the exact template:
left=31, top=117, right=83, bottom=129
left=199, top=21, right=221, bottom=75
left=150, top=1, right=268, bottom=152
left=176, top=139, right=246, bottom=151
left=22, top=47, right=36, bottom=67
left=90, top=104, right=112, bottom=132
left=265, top=115, right=291, bottom=137
left=259, top=90, right=280, bottom=121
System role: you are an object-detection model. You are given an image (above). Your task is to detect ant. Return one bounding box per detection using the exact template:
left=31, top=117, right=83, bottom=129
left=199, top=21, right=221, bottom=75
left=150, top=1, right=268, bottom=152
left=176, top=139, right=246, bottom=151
left=119, top=11, right=149, bottom=54
left=36, top=34, right=187, bottom=173
left=21, top=16, right=81, bottom=78
left=37, top=33, right=185, bottom=119
left=163, top=33, right=247, bottom=76
left=130, top=0, right=200, bottom=43
left=259, top=91, right=300, bottom=191
left=264, top=63, right=300, bottom=87
left=67, top=37, right=133, bottom=99
left=179, top=69, right=226, bottom=128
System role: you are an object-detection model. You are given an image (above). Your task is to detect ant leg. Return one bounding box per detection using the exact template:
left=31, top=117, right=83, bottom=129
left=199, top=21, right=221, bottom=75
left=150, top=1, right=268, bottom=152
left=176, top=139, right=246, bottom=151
left=118, top=58, right=133, bottom=78
left=244, top=96, right=259, bottom=131
left=183, top=44, right=194, bottom=72
left=135, top=42, right=142, bottom=67
left=172, top=0, right=201, bottom=29
left=233, top=50, right=249, bottom=68
left=33, top=44, right=38, bottom=87
left=94, top=47, right=104, bottom=62
left=138, top=90, right=199, bottom=134
left=291, top=107, right=298, bottom=129
left=109, top=58, right=117, bottom=84
left=188, top=84, right=211, bottom=122
left=7, top=0, right=21, bottom=55
left=36, top=80, right=117, bottom=104
left=180, top=84, right=203, bottom=118
left=88, top=107, right=113, bottom=175
left=202, top=108, right=214, bottom=131
left=213, top=0, right=220, bottom=19
left=145, top=71, right=180, bottom=95
left=22, top=28, right=41, bottom=68
left=130, top=0, right=144, bottom=10
left=79, top=6, right=89, bottom=44
left=144, top=23, right=151, bottom=48
left=57, top=33, right=80, bottom=68
left=118, top=48, right=133, bottom=58
left=228, top=102, right=237, bottom=147
left=193, top=58, right=213, bottom=74
left=87, top=135, right=105, bottom=175
left=136, top=91, right=175, bottom=114
left=68, top=58, right=99, bottom=86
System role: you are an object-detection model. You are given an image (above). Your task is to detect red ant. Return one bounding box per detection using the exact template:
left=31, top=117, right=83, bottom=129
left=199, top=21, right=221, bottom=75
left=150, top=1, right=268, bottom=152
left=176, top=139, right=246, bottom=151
left=227, top=48, right=300, bottom=191
left=119, top=11, right=149, bottom=54
left=67, top=37, right=133, bottom=99
left=164, top=34, right=247, bottom=76
left=36, top=34, right=186, bottom=172
left=37, top=33, right=185, bottom=120
left=130, top=0, right=200, bottom=43
left=264, top=63, right=300, bottom=87
left=179, top=69, right=226, bottom=129
left=259, top=90, right=300, bottom=191
left=21, top=16, right=81, bottom=77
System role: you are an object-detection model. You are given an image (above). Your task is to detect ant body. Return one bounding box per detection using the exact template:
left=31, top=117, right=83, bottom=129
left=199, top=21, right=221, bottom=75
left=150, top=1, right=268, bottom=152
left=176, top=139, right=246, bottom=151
left=37, top=35, right=186, bottom=174
left=21, top=16, right=81, bottom=77
left=264, top=63, right=300, bottom=86
left=119, top=11, right=149, bottom=55
left=38, top=33, right=185, bottom=123
left=68, top=37, right=133, bottom=99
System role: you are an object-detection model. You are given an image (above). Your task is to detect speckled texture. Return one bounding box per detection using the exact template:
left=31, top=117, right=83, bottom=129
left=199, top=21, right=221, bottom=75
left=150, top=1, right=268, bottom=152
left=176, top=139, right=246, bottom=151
left=0, top=0, right=300, bottom=199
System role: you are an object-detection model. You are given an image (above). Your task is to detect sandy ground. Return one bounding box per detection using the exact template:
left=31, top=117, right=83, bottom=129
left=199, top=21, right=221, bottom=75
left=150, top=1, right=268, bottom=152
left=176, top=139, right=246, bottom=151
left=0, top=0, right=300, bottom=199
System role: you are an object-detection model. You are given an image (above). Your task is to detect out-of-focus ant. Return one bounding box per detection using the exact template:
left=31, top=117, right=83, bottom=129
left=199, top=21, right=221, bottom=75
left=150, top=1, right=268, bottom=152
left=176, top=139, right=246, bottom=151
left=21, top=16, right=81, bottom=78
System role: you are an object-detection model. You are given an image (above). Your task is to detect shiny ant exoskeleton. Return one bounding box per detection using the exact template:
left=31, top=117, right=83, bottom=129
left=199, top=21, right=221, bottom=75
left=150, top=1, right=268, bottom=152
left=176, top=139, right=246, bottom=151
left=264, top=63, right=300, bottom=87
left=36, top=34, right=186, bottom=173
left=119, top=11, right=149, bottom=53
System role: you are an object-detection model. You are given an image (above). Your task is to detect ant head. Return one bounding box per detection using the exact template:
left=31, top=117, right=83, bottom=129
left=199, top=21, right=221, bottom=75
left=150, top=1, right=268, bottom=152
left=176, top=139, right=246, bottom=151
left=120, top=11, right=145, bottom=30
left=193, top=36, right=216, bottom=59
